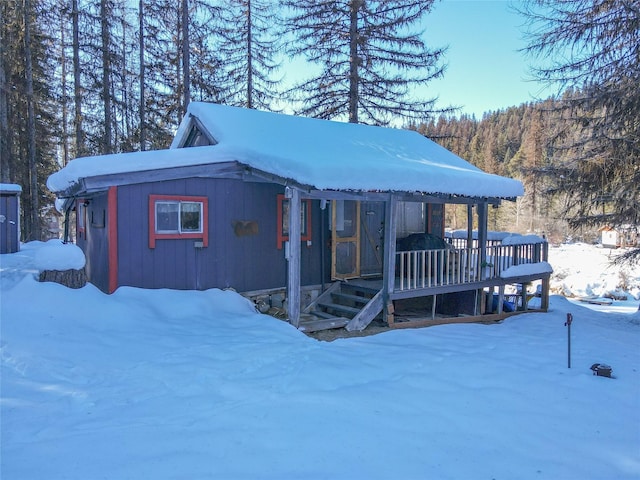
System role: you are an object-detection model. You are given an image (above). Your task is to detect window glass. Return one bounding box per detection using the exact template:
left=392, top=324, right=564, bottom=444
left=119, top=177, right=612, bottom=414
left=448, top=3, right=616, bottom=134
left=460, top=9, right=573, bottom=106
left=277, top=194, right=312, bottom=249
left=156, top=202, right=179, bottom=233
left=180, top=202, right=202, bottom=232
left=77, top=203, right=86, bottom=229
left=281, top=199, right=308, bottom=237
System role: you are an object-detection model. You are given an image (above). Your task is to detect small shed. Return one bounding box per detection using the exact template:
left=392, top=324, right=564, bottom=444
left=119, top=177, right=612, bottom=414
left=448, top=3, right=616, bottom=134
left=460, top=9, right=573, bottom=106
left=0, top=183, right=21, bottom=254
left=600, top=226, right=618, bottom=248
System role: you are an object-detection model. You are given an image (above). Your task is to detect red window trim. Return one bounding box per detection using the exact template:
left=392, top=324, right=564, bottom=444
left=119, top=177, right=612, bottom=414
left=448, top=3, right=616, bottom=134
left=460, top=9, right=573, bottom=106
left=148, top=194, right=209, bottom=249
left=277, top=194, right=312, bottom=249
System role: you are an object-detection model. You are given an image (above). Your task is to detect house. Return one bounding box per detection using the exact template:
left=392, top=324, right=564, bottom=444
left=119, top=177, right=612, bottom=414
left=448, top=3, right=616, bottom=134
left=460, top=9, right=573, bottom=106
left=600, top=225, right=638, bottom=248
left=42, top=205, right=62, bottom=240
left=47, top=103, right=551, bottom=332
left=0, top=183, right=21, bottom=254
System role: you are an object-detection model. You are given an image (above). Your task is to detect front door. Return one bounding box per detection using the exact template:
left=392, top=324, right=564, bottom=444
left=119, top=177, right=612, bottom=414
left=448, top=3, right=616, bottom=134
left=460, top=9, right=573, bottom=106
left=359, top=201, right=384, bottom=277
left=331, top=200, right=361, bottom=279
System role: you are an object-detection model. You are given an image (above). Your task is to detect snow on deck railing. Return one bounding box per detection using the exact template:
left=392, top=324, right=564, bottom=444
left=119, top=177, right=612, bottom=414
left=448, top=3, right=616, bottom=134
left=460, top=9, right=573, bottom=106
left=396, top=241, right=548, bottom=292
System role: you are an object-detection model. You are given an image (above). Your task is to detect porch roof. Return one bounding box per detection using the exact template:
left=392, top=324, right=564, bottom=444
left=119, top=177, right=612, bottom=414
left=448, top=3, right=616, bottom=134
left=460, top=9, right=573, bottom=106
left=48, top=103, right=524, bottom=200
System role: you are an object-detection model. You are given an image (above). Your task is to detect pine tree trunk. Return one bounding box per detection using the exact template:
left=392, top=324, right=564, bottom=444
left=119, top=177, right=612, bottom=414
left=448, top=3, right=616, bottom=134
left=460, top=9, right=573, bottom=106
left=246, top=0, right=253, bottom=109
left=60, top=12, right=70, bottom=167
left=348, top=0, right=360, bottom=124
left=100, top=0, right=112, bottom=154
left=72, top=0, right=84, bottom=157
left=181, top=0, right=190, bottom=114
left=24, top=0, right=40, bottom=241
left=138, top=0, right=146, bottom=150
left=0, top=5, right=10, bottom=182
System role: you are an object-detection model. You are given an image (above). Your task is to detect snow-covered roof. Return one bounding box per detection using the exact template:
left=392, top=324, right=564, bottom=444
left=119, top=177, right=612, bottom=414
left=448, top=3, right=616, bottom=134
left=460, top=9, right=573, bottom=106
left=48, top=103, right=524, bottom=199
left=0, top=183, right=22, bottom=193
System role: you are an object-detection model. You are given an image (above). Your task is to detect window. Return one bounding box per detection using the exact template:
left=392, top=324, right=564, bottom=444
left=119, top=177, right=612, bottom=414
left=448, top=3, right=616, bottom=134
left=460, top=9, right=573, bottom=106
left=76, top=199, right=87, bottom=240
left=91, top=209, right=105, bottom=228
left=155, top=201, right=202, bottom=233
left=149, top=195, right=208, bottom=248
left=277, top=194, right=312, bottom=249
left=183, top=125, right=213, bottom=147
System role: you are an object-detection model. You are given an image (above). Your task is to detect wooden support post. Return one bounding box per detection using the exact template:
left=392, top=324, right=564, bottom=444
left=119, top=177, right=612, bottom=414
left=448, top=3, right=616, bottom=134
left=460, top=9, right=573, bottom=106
left=477, top=202, right=488, bottom=280
left=541, top=276, right=550, bottom=311
left=382, top=194, right=398, bottom=324
left=488, top=286, right=495, bottom=313
left=431, top=295, right=436, bottom=320
left=286, top=187, right=301, bottom=328
left=497, top=285, right=505, bottom=314
left=466, top=204, right=473, bottom=248
left=386, top=301, right=395, bottom=326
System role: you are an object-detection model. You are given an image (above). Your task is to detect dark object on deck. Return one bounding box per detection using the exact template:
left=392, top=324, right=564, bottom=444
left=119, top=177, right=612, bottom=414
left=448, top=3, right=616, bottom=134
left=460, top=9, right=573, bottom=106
left=491, top=295, right=515, bottom=313
left=396, top=233, right=453, bottom=277
left=590, top=363, right=613, bottom=378
left=396, top=233, right=449, bottom=252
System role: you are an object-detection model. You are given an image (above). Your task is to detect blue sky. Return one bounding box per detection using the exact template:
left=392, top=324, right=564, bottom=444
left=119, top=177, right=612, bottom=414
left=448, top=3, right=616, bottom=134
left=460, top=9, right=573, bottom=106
left=421, top=0, right=555, bottom=118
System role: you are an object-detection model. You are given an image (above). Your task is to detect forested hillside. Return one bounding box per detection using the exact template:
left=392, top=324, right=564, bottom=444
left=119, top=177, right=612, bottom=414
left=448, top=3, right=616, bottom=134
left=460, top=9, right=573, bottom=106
left=416, top=96, right=576, bottom=243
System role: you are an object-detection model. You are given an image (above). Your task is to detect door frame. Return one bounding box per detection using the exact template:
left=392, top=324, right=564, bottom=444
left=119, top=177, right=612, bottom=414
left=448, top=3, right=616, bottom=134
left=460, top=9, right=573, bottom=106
left=331, top=200, right=361, bottom=280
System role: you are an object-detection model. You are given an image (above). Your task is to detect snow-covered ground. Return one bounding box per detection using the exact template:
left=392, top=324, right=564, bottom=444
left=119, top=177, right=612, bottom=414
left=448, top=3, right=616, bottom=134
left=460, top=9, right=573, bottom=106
left=1, top=241, right=639, bottom=479
left=549, top=243, right=640, bottom=314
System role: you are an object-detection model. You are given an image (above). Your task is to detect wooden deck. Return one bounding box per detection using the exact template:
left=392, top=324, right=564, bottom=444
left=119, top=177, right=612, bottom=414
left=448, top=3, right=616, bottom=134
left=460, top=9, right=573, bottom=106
left=297, top=240, right=550, bottom=333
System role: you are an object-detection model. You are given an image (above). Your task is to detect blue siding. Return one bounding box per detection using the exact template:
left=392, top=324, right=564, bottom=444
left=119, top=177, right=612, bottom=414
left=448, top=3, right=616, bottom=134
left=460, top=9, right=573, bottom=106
left=0, top=192, right=20, bottom=254
left=112, top=178, right=328, bottom=293
left=81, top=193, right=110, bottom=292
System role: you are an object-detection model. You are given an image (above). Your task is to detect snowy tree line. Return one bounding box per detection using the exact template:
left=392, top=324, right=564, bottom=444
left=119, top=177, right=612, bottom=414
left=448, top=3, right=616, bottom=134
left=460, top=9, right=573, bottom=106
left=1, top=0, right=637, bottom=266
left=1, top=0, right=445, bottom=241
left=419, top=0, right=639, bottom=263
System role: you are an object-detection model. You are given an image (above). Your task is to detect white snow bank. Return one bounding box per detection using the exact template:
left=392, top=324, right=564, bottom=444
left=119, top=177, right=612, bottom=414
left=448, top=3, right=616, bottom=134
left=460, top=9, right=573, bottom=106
left=549, top=243, right=640, bottom=301
left=0, top=240, right=85, bottom=291
left=0, top=183, right=22, bottom=193
left=502, top=234, right=546, bottom=245
left=500, top=261, right=553, bottom=278
left=30, top=239, right=86, bottom=271
left=1, top=242, right=639, bottom=479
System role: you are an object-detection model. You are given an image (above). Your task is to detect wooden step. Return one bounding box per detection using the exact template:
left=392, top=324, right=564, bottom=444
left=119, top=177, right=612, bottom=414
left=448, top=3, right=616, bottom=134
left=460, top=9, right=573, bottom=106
left=331, top=292, right=371, bottom=305
left=317, top=301, right=361, bottom=317
left=309, top=310, right=335, bottom=319
left=298, top=316, right=350, bottom=333
left=341, top=283, right=380, bottom=296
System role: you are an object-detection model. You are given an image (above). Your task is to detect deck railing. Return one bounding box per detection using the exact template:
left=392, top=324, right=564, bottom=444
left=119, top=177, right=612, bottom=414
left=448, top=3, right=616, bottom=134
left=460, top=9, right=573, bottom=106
left=396, top=242, right=548, bottom=292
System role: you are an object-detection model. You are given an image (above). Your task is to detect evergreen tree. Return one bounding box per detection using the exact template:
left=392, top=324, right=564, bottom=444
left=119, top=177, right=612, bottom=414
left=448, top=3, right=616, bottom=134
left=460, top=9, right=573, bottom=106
left=283, top=0, right=446, bottom=125
left=217, top=0, right=283, bottom=110
left=145, top=0, right=221, bottom=132
left=519, top=0, right=640, bottom=262
left=1, top=0, right=58, bottom=240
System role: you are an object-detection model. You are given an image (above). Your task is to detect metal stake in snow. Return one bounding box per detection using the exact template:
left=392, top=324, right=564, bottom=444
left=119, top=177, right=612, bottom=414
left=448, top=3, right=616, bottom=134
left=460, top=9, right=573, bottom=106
left=565, top=313, right=573, bottom=368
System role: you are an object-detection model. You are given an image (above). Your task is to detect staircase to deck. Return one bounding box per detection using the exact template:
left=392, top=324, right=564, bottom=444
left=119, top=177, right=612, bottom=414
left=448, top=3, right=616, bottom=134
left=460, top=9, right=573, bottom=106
left=299, top=281, right=384, bottom=333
